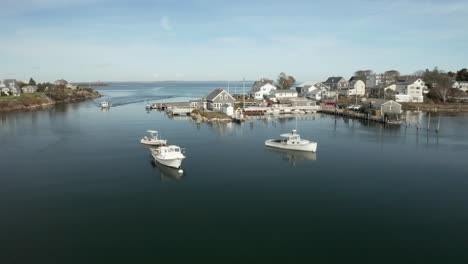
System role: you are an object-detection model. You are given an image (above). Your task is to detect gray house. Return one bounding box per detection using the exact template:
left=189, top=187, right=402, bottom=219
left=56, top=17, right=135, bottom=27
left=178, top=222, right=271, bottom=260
left=21, top=85, right=38, bottom=93
left=323, top=77, right=348, bottom=91
left=381, top=100, right=402, bottom=114
left=206, top=88, right=236, bottom=111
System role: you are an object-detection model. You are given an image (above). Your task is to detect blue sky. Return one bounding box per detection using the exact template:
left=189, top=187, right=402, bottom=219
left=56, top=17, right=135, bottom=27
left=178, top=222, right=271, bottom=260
left=1, top=0, right=468, bottom=82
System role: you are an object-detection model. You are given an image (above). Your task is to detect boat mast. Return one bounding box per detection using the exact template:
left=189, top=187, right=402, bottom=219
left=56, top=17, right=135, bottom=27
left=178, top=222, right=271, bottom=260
left=243, top=78, right=245, bottom=110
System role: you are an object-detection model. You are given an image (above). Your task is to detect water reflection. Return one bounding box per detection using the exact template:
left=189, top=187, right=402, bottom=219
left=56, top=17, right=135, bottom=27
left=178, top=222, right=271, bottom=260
left=265, top=147, right=317, bottom=166
left=150, top=160, right=184, bottom=182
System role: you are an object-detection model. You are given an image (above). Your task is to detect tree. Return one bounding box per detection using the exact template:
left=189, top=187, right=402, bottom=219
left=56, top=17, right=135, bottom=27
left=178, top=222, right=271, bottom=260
left=277, top=73, right=296, bottom=90
left=29, top=78, right=36, bottom=85
left=354, top=70, right=373, bottom=82
left=456, top=68, right=468, bottom=81
left=423, top=67, right=451, bottom=102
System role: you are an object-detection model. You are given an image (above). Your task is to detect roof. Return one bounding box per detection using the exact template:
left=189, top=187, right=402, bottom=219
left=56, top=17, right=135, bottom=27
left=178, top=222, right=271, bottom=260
left=382, top=100, right=401, bottom=106
left=296, top=81, right=317, bottom=88
left=206, top=88, right=225, bottom=100
left=252, top=79, right=276, bottom=91
left=205, top=88, right=234, bottom=101
left=324, top=77, right=346, bottom=84
left=396, top=76, right=420, bottom=85
left=371, top=83, right=396, bottom=89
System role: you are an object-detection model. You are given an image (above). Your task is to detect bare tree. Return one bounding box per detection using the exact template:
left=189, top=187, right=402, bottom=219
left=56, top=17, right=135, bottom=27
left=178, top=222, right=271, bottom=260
left=423, top=67, right=451, bottom=102
left=277, top=73, right=296, bottom=90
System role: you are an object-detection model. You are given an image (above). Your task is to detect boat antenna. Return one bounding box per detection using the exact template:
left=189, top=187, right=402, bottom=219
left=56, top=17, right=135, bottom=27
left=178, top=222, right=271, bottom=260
left=243, top=78, right=245, bottom=110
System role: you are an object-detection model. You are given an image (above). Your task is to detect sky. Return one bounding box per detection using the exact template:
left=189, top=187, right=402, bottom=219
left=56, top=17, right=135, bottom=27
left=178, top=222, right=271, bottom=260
left=1, top=0, right=468, bottom=82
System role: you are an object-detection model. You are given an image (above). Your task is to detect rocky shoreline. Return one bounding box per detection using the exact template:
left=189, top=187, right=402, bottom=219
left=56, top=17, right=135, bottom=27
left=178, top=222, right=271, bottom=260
left=0, top=90, right=101, bottom=113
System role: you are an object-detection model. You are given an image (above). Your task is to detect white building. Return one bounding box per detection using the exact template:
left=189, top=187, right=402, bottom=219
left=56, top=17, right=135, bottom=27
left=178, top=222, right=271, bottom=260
left=341, top=80, right=365, bottom=96
left=249, top=79, right=277, bottom=100
left=21, top=85, right=38, bottom=93
left=395, top=77, right=426, bottom=103
left=272, top=90, right=298, bottom=99
left=221, top=104, right=234, bottom=117
left=296, top=82, right=330, bottom=100
left=366, top=74, right=385, bottom=88
left=452, top=81, right=468, bottom=92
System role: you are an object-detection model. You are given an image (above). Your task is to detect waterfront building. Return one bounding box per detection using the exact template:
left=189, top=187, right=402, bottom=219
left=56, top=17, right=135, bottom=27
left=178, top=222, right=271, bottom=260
left=380, top=100, right=402, bottom=114
left=340, top=80, right=365, bottom=96
left=21, top=85, right=38, bottom=93
left=395, top=77, right=426, bottom=103
left=205, top=88, right=236, bottom=111
left=452, top=81, right=468, bottom=92
left=271, top=89, right=298, bottom=100
left=248, top=79, right=277, bottom=100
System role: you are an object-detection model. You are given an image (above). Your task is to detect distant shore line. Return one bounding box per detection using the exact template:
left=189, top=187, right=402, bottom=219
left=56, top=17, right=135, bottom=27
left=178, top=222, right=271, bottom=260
left=0, top=90, right=101, bottom=113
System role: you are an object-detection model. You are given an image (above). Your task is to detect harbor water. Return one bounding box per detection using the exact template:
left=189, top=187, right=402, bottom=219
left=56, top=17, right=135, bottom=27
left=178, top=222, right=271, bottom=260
left=1, top=82, right=468, bottom=263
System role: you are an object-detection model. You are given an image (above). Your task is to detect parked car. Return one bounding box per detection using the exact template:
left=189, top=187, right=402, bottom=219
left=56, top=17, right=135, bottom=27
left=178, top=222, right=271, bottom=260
left=325, top=101, right=336, bottom=105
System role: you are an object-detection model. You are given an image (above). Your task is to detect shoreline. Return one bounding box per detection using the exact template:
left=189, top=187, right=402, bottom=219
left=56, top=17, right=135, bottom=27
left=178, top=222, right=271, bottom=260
left=401, top=102, right=468, bottom=112
left=0, top=90, right=101, bottom=113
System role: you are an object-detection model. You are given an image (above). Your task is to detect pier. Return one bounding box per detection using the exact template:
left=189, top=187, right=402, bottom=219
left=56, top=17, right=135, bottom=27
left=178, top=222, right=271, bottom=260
left=319, top=104, right=402, bottom=125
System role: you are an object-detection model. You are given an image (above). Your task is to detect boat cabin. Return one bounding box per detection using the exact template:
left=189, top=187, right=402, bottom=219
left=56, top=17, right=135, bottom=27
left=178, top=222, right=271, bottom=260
left=278, top=130, right=303, bottom=144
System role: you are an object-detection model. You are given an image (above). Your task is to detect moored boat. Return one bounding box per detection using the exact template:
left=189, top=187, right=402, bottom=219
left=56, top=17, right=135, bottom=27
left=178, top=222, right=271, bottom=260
left=141, top=130, right=167, bottom=146
left=265, top=129, right=317, bottom=152
left=151, top=145, right=185, bottom=168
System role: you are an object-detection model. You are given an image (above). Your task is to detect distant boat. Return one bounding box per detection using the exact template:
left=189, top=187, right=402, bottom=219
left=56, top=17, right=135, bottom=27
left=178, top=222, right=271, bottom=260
left=141, top=130, right=167, bottom=146
left=151, top=145, right=185, bottom=168
left=101, top=101, right=109, bottom=108
left=265, top=129, right=317, bottom=152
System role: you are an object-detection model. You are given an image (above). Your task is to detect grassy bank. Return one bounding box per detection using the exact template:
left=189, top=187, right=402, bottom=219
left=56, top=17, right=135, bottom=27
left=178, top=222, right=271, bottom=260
left=401, top=102, right=468, bottom=112
left=0, top=89, right=101, bottom=112
left=191, top=109, right=231, bottom=121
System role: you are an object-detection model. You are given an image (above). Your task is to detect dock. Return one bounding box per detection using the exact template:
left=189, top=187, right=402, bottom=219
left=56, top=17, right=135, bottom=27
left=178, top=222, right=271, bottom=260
left=319, top=105, right=402, bottom=125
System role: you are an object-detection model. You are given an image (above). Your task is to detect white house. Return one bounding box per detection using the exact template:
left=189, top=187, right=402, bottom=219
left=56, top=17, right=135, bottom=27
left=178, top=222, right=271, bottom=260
left=452, top=81, right=468, bottom=92
left=21, top=85, right=38, bottom=93
left=271, top=90, right=298, bottom=101
left=249, top=79, right=277, bottom=100
left=221, top=104, right=234, bottom=117
left=341, top=80, right=365, bottom=96
left=395, top=77, right=426, bottom=103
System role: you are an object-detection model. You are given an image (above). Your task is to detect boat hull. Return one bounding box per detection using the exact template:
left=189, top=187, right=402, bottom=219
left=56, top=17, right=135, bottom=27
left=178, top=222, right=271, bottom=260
left=265, top=139, right=317, bottom=152
left=140, top=139, right=167, bottom=146
left=152, top=153, right=184, bottom=168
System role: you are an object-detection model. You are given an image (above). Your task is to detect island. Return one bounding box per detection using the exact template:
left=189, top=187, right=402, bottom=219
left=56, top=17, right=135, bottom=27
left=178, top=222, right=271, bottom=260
left=0, top=78, right=101, bottom=112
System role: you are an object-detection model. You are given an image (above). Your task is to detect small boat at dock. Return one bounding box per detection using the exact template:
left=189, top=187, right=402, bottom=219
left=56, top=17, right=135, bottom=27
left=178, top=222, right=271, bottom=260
left=140, top=130, right=167, bottom=146
left=265, top=129, right=317, bottom=152
left=151, top=145, right=185, bottom=168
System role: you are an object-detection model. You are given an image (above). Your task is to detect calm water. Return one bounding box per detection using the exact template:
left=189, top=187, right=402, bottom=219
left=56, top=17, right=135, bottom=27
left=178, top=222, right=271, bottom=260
left=1, top=82, right=468, bottom=263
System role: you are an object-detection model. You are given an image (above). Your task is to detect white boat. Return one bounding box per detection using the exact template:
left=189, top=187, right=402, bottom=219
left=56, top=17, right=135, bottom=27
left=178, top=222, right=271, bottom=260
left=265, top=129, right=317, bottom=152
left=140, top=130, right=167, bottom=146
left=272, top=109, right=281, bottom=116
left=101, top=101, right=109, bottom=108
left=265, top=109, right=274, bottom=115
left=151, top=145, right=185, bottom=168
